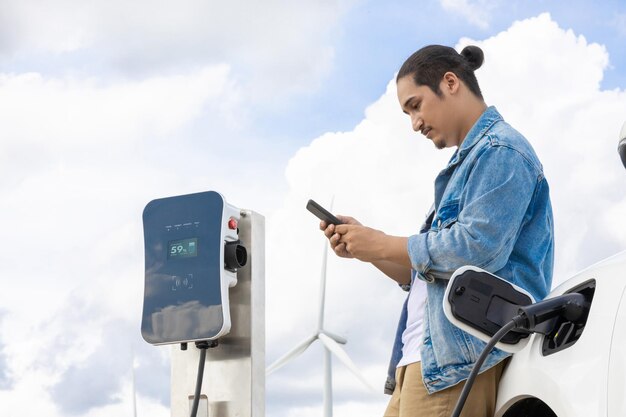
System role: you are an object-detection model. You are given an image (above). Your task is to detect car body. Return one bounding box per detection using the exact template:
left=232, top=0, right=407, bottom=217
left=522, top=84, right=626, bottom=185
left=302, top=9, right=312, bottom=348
left=495, top=250, right=626, bottom=417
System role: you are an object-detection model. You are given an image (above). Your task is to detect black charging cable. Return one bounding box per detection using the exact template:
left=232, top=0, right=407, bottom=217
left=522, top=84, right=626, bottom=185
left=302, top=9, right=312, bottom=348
left=450, top=317, right=524, bottom=417
left=190, top=340, right=218, bottom=417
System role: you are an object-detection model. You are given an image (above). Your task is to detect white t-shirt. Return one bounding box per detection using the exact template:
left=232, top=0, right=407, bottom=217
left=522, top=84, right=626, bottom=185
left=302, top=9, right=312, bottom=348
left=397, top=277, right=427, bottom=367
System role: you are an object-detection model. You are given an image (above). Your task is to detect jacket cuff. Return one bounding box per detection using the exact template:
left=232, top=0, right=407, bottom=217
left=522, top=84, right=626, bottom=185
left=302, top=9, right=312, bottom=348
left=407, top=234, right=434, bottom=283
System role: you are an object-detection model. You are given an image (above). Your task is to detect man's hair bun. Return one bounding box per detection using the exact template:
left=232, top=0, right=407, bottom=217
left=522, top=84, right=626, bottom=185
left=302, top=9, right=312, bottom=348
left=397, top=44, right=485, bottom=98
left=460, top=45, right=484, bottom=71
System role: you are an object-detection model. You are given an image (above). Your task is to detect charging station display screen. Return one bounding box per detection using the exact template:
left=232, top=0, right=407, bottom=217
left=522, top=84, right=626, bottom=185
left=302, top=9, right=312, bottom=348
left=168, top=238, right=198, bottom=259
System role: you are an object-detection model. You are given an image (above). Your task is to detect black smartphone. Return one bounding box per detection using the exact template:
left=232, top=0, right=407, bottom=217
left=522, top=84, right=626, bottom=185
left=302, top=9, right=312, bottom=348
left=306, top=199, right=343, bottom=225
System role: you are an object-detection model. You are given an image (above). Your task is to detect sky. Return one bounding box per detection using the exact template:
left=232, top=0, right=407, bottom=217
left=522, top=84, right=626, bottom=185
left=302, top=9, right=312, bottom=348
left=0, top=1, right=626, bottom=417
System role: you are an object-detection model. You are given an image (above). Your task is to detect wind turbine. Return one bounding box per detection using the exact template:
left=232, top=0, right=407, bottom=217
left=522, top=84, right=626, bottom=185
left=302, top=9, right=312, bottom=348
left=267, top=204, right=376, bottom=417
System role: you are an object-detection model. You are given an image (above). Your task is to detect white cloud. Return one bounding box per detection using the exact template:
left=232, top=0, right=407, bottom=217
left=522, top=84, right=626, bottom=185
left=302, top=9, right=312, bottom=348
left=265, top=12, right=626, bottom=416
left=1, top=0, right=350, bottom=96
left=0, top=66, right=236, bottom=147
left=440, top=0, right=494, bottom=29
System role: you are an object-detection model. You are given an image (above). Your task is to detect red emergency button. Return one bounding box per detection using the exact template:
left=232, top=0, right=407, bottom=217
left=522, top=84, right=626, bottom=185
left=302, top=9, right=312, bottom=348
left=228, top=217, right=238, bottom=230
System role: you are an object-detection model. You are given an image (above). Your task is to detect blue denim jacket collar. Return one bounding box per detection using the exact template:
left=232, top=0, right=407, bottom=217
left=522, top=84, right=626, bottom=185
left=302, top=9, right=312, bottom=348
left=432, top=106, right=503, bottom=210
left=447, top=106, right=502, bottom=169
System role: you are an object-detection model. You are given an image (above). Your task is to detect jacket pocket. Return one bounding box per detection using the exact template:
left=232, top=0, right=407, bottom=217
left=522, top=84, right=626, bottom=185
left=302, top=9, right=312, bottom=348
left=434, top=199, right=459, bottom=230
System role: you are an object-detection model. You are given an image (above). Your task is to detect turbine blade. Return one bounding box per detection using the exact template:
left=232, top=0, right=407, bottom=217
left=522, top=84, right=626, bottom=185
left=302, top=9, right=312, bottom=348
left=318, top=333, right=377, bottom=393
left=266, top=335, right=317, bottom=375
left=322, top=330, right=347, bottom=345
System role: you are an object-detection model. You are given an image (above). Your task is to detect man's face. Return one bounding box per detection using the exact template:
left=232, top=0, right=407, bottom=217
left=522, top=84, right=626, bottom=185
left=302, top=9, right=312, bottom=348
left=397, top=75, right=458, bottom=149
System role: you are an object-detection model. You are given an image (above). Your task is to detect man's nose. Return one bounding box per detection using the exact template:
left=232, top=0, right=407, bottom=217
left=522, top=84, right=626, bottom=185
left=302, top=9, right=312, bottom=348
left=411, top=114, right=423, bottom=132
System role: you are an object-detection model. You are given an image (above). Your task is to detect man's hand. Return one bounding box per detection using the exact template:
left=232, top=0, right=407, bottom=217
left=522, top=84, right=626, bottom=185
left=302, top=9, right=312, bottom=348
left=320, top=214, right=411, bottom=282
left=334, top=223, right=388, bottom=262
left=320, top=215, right=361, bottom=258
left=320, top=215, right=387, bottom=262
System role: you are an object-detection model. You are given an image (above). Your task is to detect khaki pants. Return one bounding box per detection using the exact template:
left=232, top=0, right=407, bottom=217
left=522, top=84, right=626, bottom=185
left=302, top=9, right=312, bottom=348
left=383, top=360, right=507, bottom=417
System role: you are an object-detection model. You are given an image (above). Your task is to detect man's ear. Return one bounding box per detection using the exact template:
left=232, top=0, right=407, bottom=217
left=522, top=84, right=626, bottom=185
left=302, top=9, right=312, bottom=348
left=442, top=72, right=460, bottom=95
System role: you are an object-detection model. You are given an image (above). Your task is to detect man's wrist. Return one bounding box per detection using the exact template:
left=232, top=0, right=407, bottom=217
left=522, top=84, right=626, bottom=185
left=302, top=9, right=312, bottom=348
left=381, top=234, right=411, bottom=267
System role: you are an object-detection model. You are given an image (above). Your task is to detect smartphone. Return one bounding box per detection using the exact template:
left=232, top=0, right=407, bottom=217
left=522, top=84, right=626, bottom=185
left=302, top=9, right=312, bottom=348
left=306, top=199, right=343, bottom=225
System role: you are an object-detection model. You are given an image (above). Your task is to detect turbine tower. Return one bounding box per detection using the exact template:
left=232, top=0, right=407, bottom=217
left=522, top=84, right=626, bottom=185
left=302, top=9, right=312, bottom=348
left=267, top=202, right=375, bottom=416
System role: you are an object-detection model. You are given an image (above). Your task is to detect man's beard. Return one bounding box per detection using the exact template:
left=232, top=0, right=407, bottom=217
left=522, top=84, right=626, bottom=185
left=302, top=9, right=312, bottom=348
left=433, top=137, right=446, bottom=150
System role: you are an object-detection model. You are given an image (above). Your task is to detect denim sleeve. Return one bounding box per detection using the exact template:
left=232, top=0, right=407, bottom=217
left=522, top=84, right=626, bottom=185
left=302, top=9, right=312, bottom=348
left=408, top=145, right=539, bottom=281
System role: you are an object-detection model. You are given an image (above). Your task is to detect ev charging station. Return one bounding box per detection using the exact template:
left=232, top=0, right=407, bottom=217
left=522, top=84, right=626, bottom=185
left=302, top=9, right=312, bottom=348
left=141, top=191, right=264, bottom=417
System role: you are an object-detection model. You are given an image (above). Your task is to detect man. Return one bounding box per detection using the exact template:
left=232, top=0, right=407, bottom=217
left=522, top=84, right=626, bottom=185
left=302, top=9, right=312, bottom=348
left=320, top=44, right=554, bottom=417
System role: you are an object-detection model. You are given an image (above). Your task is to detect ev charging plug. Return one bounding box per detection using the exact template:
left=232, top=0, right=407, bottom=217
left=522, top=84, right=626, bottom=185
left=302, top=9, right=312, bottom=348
left=515, top=292, right=588, bottom=334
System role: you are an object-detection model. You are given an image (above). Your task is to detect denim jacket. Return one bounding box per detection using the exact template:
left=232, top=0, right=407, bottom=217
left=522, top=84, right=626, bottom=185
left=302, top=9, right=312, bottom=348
left=385, top=106, right=554, bottom=395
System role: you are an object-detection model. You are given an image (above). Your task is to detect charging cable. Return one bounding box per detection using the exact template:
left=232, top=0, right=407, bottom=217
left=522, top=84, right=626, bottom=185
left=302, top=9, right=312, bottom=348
left=450, top=317, right=523, bottom=417
left=190, top=340, right=218, bottom=417
left=190, top=346, right=207, bottom=417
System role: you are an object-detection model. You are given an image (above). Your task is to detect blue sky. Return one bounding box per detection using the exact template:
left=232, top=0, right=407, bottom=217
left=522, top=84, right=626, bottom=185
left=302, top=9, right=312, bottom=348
left=0, top=1, right=625, bottom=417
